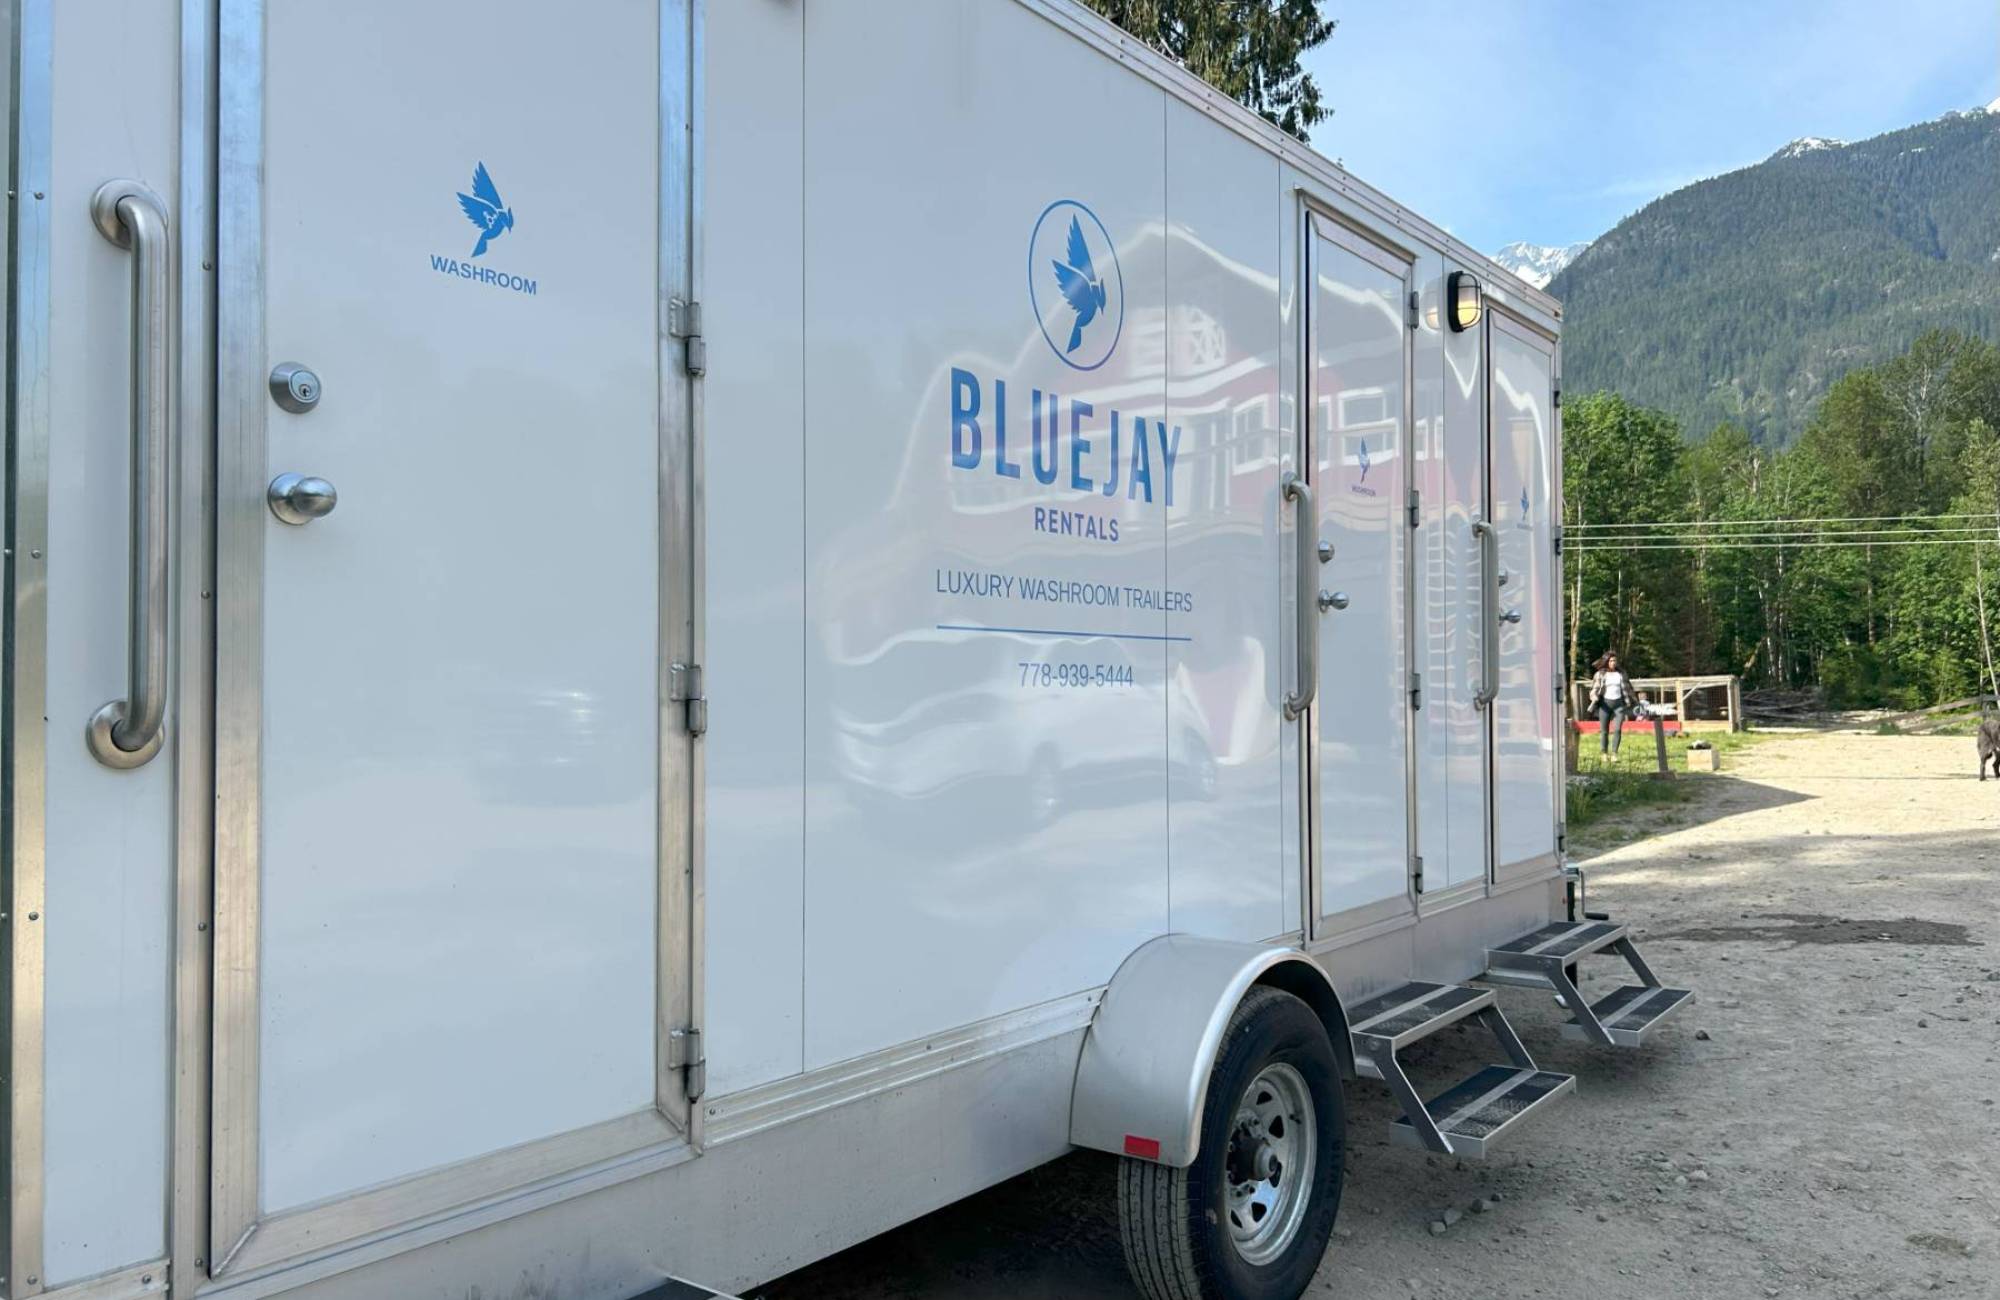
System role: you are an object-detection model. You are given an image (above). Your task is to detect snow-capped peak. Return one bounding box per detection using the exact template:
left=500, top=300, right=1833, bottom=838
left=1489, top=241, right=1590, bottom=290
left=1773, top=136, right=1844, bottom=159
left=1986, top=94, right=2000, bottom=114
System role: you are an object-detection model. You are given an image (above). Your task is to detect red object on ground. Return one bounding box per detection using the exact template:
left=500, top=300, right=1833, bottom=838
left=1574, top=718, right=1682, bottom=736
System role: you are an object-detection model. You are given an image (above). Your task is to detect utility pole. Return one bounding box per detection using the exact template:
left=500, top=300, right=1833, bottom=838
left=1979, top=511, right=2000, bottom=705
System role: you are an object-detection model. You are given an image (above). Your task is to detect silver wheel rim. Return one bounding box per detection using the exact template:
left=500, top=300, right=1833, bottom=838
left=1223, top=1061, right=1317, bottom=1266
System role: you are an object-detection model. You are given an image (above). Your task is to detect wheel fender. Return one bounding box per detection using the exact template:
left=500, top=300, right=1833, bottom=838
left=1069, top=934, right=1349, bottom=1168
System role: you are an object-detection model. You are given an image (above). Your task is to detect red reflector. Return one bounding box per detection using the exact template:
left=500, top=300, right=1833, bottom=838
left=1123, top=1135, right=1162, bottom=1160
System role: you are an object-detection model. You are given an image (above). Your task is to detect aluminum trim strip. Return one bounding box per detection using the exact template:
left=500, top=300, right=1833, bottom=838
left=209, top=3, right=702, bottom=1280
left=219, top=1110, right=679, bottom=1281
left=6, top=0, right=55, bottom=1290
left=209, top=0, right=265, bottom=1269
left=195, top=995, right=1097, bottom=1298
left=702, top=989, right=1102, bottom=1145
left=193, top=1134, right=697, bottom=1300
left=170, top=0, right=218, bottom=1286
left=1306, top=204, right=1416, bottom=274
left=1302, top=212, right=1420, bottom=935
left=655, top=0, right=702, bottom=1140
left=34, top=1259, right=166, bottom=1300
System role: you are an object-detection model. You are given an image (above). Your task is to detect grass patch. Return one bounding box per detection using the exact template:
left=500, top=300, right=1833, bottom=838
left=1567, top=727, right=1765, bottom=831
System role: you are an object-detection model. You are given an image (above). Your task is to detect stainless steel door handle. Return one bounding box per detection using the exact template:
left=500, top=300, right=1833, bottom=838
left=1472, top=517, right=1499, bottom=711
left=1318, top=590, right=1349, bottom=612
left=268, top=473, right=339, bottom=525
left=1498, top=609, right=1522, bottom=624
left=1283, top=473, right=1318, bottom=719
left=86, top=181, right=172, bottom=770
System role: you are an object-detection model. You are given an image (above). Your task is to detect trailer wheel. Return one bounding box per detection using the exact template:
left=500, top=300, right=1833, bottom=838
left=1117, top=986, right=1344, bottom=1300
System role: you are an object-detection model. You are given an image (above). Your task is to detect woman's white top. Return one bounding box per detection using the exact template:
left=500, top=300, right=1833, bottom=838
left=1602, top=671, right=1627, bottom=702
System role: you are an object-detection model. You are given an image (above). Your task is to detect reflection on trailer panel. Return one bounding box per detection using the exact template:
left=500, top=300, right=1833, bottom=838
left=2, top=3, right=1688, bottom=1300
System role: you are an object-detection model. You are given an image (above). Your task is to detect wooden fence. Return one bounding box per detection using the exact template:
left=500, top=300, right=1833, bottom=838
left=1570, top=674, right=1743, bottom=733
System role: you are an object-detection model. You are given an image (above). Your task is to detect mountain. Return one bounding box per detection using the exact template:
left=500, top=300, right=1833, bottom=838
left=1548, top=106, right=2000, bottom=444
left=1491, top=240, right=1590, bottom=290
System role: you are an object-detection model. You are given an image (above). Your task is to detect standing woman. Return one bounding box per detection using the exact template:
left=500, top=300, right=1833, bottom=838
left=1586, top=652, right=1646, bottom=759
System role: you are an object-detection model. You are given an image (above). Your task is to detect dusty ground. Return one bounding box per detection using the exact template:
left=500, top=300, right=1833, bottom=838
left=761, top=731, right=2000, bottom=1300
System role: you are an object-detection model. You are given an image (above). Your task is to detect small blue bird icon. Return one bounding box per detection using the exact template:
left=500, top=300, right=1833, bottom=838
left=456, top=162, right=515, bottom=259
left=1050, top=216, right=1107, bottom=353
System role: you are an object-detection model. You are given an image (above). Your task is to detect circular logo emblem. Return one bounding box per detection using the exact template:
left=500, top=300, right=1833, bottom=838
left=1028, top=200, right=1123, bottom=371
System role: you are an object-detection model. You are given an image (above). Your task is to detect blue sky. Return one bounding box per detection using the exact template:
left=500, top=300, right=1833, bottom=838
left=1298, top=0, right=2000, bottom=253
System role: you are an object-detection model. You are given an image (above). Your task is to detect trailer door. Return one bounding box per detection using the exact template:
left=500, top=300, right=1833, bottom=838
left=1302, top=213, right=1416, bottom=936
left=204, top=0, right=700, bottom=1279
left=1485, top=313, right=1561, bottom=880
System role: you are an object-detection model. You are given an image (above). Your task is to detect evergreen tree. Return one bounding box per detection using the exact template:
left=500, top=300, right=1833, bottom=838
left=1079, top=0, right=1335, bottom=140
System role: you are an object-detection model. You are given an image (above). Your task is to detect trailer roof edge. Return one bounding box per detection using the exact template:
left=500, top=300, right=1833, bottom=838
left=1018, top=0, right=1565, bottom=325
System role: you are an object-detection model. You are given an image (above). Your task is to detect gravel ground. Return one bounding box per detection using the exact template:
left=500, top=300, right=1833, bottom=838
left=761, top=730, right=2000, bottom=1300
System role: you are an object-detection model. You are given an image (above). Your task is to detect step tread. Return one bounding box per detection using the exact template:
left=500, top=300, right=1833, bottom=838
left=1393, top=1065, right=1574, bottom=1148
left=1564, top=984, right=1695, bottom=1045
left=1487, top=920, right=1626, bottom=965
left=1348, top=981, right=1492, bottom=1042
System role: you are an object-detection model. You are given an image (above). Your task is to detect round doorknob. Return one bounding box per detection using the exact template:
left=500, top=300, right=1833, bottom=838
left=268, top=472, right=338, bottom=525
left=1317, top=589, right=1349, bottom=612
left=1498, top=608, right=1523, bottom=624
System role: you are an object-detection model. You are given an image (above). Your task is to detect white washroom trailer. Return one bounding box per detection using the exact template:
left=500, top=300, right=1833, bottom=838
left=1, top=1, right=1695, bottom=1298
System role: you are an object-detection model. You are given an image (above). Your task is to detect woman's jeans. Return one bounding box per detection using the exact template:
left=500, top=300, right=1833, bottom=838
left=1593, top=701, right=1627, bottom=753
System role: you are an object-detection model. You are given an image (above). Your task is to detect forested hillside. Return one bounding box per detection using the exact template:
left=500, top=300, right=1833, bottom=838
left=1549, top=109, right=2000, bottom=445
left=1565, top=331, right=2000, bottom=708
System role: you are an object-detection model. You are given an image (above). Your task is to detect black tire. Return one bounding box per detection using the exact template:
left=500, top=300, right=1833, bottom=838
left=1117, top=986, right=1346, bottom=1300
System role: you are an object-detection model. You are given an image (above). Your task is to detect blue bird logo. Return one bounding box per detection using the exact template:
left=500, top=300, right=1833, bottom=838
left=456, top=162, right=515, bottom=259
left=1357, top=439, right=1372, bottom=482
left=1050, top=216, right=1107, bottom=354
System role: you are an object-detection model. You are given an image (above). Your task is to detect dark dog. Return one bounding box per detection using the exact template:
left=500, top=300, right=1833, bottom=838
left=1981, top=714, right=2000, bottom=781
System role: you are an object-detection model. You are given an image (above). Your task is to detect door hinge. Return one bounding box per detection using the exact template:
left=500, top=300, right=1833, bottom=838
left=1411, top=854, right=1425, bottom=893
left=1408, top=670, right=1423, bottom=711
left=1556, top=830, right=1567, bottom=856
left=1554, top=524, right=1564, bottom=555
left=671, top=662, right=708, bottom=737
left=1406, top=486, right=1421, bottom=528
left=1406, top=289, right=1419, bottom=331
left=1552, top=385, right=1561, bottom=409
left=670, top=298, right=706, bottom=378
left=667, top=1026, right=706, bottom=1102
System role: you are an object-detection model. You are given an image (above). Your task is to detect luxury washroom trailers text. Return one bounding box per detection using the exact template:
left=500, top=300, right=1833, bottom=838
left=2, top=2, right=1691, bottom=1298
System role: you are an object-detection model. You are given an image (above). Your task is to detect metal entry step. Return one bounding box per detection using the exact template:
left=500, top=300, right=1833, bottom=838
left=1349, top=980, right=1493, bottom=1056
left=1488, top=920, right=1628, bottom=968
left=1389, top=1065, right=1576, bottom=1158
left=1482, top=919, right=1694, bottom=1048
left=1349, top=979, right=1573, bottom=1158
left=1563, top=984, right=1695, bottom=1047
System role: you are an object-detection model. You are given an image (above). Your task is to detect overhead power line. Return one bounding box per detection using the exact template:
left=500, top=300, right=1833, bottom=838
left=1574, top=527, right=2000, bottom=543
left=1573, top=512, right=2000, bottom=531
left=1571, top=537, right=2000, bottom=552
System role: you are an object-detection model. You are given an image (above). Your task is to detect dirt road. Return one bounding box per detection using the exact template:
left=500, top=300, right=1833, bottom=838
left=762, top=731, right=2000, bottom=1300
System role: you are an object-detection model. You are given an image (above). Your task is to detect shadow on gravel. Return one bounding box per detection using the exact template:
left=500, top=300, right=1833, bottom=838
left=1648, top=913, right=1978, bottom=946
left=1571, top=775, right=1813, bottom=847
